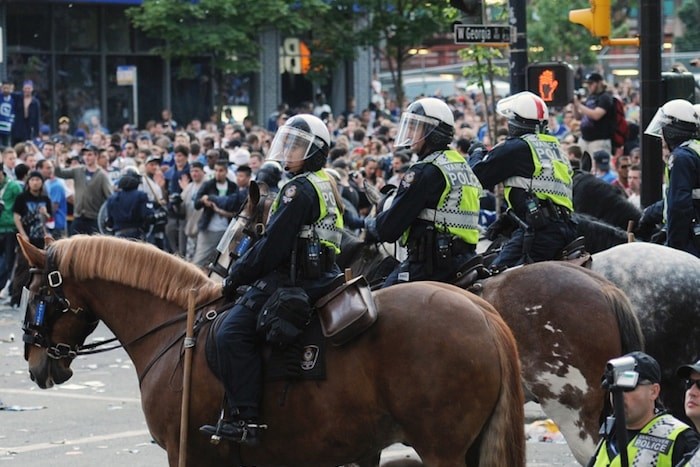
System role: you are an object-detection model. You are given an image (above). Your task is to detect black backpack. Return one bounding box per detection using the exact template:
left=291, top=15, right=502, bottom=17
left=257, top=287, right=311, bottom=346
left=611, top=96, right=629, bottom=150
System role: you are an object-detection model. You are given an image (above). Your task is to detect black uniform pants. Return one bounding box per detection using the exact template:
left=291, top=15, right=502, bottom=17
left=491, top=219, right=577, bottom=268
left=214, top=285, right=271, bottom=419
left=382, top=251, right=476, bottom=288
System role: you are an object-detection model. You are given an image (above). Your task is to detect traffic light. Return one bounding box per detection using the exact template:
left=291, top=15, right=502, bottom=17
left=450, top=0, right=483, bottom=23
left=661, top=72, right=696, bottom=104
left=526, top=63, right=574, bottom=107
left=569, top=0, right=611, bottom=38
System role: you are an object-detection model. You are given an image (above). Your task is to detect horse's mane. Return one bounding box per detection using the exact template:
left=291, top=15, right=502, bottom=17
left=573, top=171, right=641, bottom=230
left=572, top=212, right=629, bottom=254
left=50, top=236, right=222, bottom=308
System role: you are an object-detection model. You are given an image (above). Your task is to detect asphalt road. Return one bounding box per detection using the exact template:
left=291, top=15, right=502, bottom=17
left=0, top=304, right=580, bottom=466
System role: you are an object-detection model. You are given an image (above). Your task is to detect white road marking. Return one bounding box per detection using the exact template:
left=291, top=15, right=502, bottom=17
left=0, top=429, right=151, bottom=454
left=1, top=388, right=140, bottom=403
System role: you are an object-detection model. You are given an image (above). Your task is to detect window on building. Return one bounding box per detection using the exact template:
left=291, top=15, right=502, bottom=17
left=6, top=5, right=51, bottom=51
left=54, top=5, right=99, bottom=53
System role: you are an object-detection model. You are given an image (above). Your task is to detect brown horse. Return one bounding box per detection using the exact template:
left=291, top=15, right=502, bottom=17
left=18, top=235, right=524, bottom=467
left=207, top=181, right=645, bottom=465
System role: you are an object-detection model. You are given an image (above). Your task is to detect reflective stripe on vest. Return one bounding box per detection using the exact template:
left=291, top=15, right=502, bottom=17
left=592, top=414, right=690, bottom=467
left=409, top=149, right=482, bottom=245
left=504, top=133, right=574, bottom=211
left=271, top=170, right=343, bottom=253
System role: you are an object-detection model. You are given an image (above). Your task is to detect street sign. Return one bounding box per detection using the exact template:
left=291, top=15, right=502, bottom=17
left=116, top=65, right=137, bottom=86
left=453, top=24, right=513, bottom=44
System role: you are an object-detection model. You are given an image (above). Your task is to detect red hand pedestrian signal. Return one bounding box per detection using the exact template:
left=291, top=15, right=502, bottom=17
left=537, top=70, right=559, bottom=102
left=526, top=63, right=574, bottom=108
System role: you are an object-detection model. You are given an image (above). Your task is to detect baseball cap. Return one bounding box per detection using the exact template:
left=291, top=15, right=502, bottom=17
left=138, top=132, right=151, bottom=141
left=584, top=72, right=604, bottom=83
left=81, top=143, right=99, bottom=153
left=40, top=124, right=51, bottom=135
left=146, top=154, right=162, bottom=164
left=677, top=359, right=700, bottom=379
left=626, top=351, right=662, bottom=384
left=593, top=150, right=611, bottom=167
left=58, top=116, right=70, bottom=124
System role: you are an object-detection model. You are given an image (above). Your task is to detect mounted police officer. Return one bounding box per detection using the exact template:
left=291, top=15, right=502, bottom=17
left=200, top=114, right=343, bottom=445
left=644, top=99, right=700, bottom=258
left=472, top=91, right=577, bottom=267
left=364, top=97, right=482, bottom=287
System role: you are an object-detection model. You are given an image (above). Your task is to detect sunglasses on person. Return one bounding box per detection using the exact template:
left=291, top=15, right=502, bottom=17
left=685, top=379, right=700, bottom=391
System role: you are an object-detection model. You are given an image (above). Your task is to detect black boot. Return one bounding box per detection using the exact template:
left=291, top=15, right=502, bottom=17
left=200, top=419, right=267, bottom=446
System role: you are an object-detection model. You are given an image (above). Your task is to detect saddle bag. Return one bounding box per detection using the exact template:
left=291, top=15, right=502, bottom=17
left=315, top=276, right=378, bottom=346
left=257, top=287, right=311, bottom=347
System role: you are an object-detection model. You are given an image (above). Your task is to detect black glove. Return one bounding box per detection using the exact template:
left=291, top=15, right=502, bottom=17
left=363, top=217, right=379, bottom=244
left=485, top=215, right=516, bottom=241
left=222, top=276, right=240, bottom=301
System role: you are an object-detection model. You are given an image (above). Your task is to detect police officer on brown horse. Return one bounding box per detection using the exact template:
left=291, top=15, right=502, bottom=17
left=364, top=97, right=482, bottom=287
left=200, top=114, right=343, bottom=445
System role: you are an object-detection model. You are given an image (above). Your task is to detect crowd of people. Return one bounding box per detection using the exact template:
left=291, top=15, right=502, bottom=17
left=0, top=71, right=699, bottom=454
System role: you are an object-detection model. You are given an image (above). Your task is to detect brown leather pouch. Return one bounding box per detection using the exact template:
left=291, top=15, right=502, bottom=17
left=315, top=276, right=378, bottom=346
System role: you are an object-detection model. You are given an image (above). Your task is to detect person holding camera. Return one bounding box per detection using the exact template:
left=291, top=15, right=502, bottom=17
left=105, top=168, right=154, bottom=241
left=588, top=351, right=699, bottom=467
left=471, top=91, right=577, bottom=268
left=644, top=99, right=700, bottom=258
left=163, top=145, right=190, bottom=255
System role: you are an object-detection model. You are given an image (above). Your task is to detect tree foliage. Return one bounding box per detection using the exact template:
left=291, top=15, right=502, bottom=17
left=127, top=0, right=324, bottom=77
left=675, top=0, right=700, bottom=52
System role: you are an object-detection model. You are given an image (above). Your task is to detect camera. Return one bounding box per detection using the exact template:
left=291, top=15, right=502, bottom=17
left=574, top=88, right=586, bottom=99
left=168, top=193, right=183, bottom=205
left=604, top=356, right=639, bottom=390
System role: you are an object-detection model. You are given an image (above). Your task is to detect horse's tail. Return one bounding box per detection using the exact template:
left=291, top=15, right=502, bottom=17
left=477, top=309, right=526, bottom=467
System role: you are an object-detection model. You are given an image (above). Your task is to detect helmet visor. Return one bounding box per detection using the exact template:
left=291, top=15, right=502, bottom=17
left=267, top=126, right=316, bottom=165
left=395, top=113, right=439, bottom=148
left=644, top=108, right=670, bottom=138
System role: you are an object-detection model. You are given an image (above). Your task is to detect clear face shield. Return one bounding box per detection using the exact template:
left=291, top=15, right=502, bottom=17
left=395, top=113, right=439, bottom=149
left=495, top=94, right=520, bottom=119
left=266, top=126, right=316, bottom=167
left=644, top=108, right=670, bottom=138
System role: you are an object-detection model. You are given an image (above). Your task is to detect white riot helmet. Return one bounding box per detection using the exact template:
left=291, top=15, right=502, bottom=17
left=645, top=99, right=700, bottom=150
left=267, top=114, right=330, bottom=172
left=496, top=91, right=549, bottom=136
left=395, top=97, right=455, bottom=156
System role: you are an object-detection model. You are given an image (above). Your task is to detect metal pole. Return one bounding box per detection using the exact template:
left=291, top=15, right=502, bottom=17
left=508, top=0, right=527, bottom=93
left=639, top=0, right=663, bottom=208
left=178, top=288, right=198, bottom=467
left=133, top=68, right=139, bottom=129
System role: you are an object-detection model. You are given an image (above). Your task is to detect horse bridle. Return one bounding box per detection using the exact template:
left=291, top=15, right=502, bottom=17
left=21, top=251, right=106, bottom=361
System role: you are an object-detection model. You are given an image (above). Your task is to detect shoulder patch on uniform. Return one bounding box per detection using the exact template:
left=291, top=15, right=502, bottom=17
left=282, top=184, right=298, bottom=204
left=402, top=171, right=416, bottom=187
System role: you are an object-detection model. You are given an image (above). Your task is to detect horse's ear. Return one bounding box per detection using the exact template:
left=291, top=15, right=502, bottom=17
left=17, top=234, right=46, bottom=268
left=248, top=180, right=260, bottom=206
left=581, top=151, right=592, bottom=173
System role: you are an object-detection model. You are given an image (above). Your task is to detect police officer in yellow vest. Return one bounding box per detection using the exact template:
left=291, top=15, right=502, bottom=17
left=644, top=99, right=700, bottom=258
left=364, top=97, right=482, bottom=287
left=201, top=114, right=343, bottom=445
left=472, top=91, right=577, bottom=267
left=587, top=351, right=699, bottom=467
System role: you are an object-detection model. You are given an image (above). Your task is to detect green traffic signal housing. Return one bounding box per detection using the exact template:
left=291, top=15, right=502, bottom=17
left=569, top=0, right=611, bottom=38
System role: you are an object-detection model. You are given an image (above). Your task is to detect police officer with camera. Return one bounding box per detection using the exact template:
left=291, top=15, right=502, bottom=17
left=200, top=114, right=343, bottom=446
left=471, top=91, right=577, bottom=267
left=676, top=359, right=700, bottom=466
left=588, top=351, right=699, bottom=467
left=363, top=97, right=482, bottom=287
left=644, top=99, right=700, bottom=258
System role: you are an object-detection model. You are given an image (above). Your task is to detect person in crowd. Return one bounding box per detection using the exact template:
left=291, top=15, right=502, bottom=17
left=11, top=80, right=41, bottom=145
left=37, top=159, right=68, bottom=239
left=611, top=154, right=632, bottom=197
left=0, top=162, right=22, bottom=302
left=200, top=114, right=343, bottom=445
left=235, top=165, right=252, bottom=193
left=587, top=351, right=699, bottom=467
left=2, top=147, right=18, bottom=181
left=53, top=115, right=71, bottom=142
left=13, top=171, right=51, bottom=248
left=364, top=97, right=482, bottom=286
left=573, top=72, right=614, bottom=157
left=644, top=99, right=700, bottom=257
left=676, top=359, right=700, bottom=465
left=594, top=150, right=618, bottom=184
left=192, top=160, right=239, bottom=267
left=627, top=164, right=642, bottom=209
left=106, top=168, right=153, bottom=240
left=472, top=91, right=577, bottom=268
left=0, top=82, right=15, bottom=148
left=181, top=161, right=205, bottom=261
left=164, top=144, right=190, bottom=255
left=54, top=143, right=113, bottom=235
